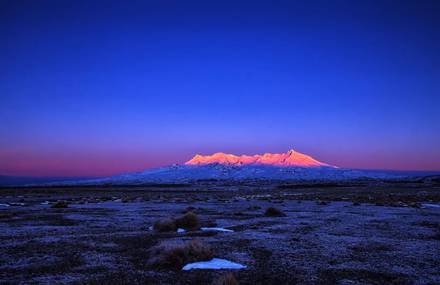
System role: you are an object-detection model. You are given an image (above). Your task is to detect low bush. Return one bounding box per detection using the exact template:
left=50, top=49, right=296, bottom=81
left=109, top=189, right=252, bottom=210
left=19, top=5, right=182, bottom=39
left=147, top=239, right=213, bottom=269
left=175, top=212, right=200, bottom=230
left=51, top=201, right=69, bottom=208
left=153, top=218, right=177, bottom=232
left=264, top=207, right=286, bottom=217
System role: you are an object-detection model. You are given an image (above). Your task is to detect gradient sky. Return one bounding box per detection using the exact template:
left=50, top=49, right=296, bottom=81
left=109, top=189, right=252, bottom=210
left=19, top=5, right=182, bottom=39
left=1, top=0, right=439, bottom=176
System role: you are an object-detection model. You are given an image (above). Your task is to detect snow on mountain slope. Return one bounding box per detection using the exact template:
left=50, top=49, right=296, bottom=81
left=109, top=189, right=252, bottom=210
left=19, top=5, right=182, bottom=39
left=79, top=164, right=397, bottom=185
left=185, top=149, right=334, bottom=167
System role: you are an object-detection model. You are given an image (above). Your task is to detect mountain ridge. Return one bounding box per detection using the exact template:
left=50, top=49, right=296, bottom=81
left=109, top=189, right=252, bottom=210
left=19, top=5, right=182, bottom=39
left=185, top=149, right=334, bottom=168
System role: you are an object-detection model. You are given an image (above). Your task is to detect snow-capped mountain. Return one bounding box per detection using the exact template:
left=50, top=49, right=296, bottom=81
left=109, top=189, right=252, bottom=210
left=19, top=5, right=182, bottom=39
left=185, top=149, right=334, bottom=168
left=72, top=150, right=399, bottom=185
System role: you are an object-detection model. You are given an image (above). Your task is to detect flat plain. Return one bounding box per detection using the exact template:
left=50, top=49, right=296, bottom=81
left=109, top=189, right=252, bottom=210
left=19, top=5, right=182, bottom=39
left=1, top=179, right=439, bottom=285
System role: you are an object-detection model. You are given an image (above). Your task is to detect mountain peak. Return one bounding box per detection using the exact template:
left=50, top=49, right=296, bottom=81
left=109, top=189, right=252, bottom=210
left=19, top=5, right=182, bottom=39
left=185, top=149, right=335, bottom=168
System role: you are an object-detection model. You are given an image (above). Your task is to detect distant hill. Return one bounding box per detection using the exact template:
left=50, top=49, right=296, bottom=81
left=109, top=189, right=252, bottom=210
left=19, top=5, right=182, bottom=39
left=0, top=175, right=98, bottom=186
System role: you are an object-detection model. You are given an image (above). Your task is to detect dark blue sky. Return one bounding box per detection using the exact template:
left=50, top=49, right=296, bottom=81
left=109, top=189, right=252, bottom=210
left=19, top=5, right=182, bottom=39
left=1, top=0, right=439, bottom=176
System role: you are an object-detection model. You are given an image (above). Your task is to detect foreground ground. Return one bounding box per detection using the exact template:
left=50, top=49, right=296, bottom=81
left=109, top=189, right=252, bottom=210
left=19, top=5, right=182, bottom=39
left=1, top=179, right=440, bottom=284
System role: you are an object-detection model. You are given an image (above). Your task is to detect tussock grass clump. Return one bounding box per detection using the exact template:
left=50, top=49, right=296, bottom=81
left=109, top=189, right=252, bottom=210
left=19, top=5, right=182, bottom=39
left=153, top=212, right=200, bottom=232
left=51, top=201, right=69, bottom=208
left=212, top=273, right=238, bottom=285
left=264, top=207, right=286, bottom=217
left=175, top=212, right=200, bottom=230
left=409, top=202, right=421, bottom=208
left=147, top=239, right=213, bottom=269
left=153, top=218, right=177, bottom=232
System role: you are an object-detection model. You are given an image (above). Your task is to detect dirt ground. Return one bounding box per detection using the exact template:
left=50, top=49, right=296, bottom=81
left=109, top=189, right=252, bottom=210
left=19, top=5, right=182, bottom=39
left=1, top=180, right=439, bottom=285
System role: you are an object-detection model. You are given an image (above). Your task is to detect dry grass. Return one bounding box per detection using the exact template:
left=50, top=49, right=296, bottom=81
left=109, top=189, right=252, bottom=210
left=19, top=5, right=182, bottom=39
left=0, top=211, right=16, bottom=219
left=2, top=240, right=86, bottom=277
left=183, top=206, right=197, bottom=213
left=247, top=205, right=262, bottom=211
left=418, top=220, right=440, bottom=229
left=264, top=207, right=286, bottom=217
left=431, top=230, right=440, bottom=240
left=153, top=218, right=177, bottom=232
left=317, top=268, right=411, bottom=285
left=147, top=239, right=213, bottom=269
left=212, top=273, right=238, bottom=285
left=175, top=212, right=200, bottom=230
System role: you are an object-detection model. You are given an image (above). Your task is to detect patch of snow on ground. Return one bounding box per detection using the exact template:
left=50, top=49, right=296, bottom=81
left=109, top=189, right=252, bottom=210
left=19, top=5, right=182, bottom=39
left=177, top=228, right=186, bottom=233
left=7, top=202, right=25, bottom=206
left=201, top=227, right=234, bottom=232
left=182, top=258, right=246, bottom=270
left=422, top=203, right=440, bottom=208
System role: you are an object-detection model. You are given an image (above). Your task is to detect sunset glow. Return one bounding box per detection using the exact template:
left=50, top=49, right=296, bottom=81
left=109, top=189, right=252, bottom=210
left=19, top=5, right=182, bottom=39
left=1, top=0, right=439, bottom=177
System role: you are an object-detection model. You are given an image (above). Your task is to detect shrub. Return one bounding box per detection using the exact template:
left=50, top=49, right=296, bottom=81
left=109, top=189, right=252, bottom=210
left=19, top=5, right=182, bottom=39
left=212, top=273, right=238, bottom=285
left=264, top=207, right=286, bottom=217
left=147, top=239, right=213, bottom=269
left=175, top=212, right=200, bottom=230
left=51, top=201, right=69, bottom=208
left=153, top=218, right=177, bottom=232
